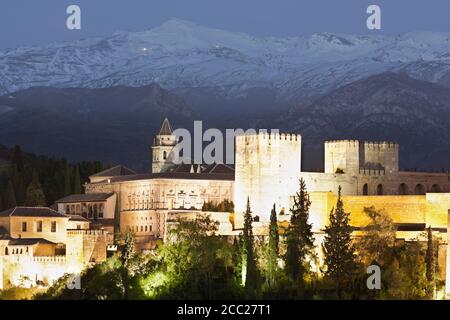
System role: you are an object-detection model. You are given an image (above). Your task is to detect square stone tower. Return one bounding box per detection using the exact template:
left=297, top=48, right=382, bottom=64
left=152, top=118, right=178, bottom=173
left=234, top=132, right=301, bottom=224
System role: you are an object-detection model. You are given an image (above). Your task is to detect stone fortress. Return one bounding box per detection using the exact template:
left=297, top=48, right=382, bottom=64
left=1, top=118, right=450, bottom=297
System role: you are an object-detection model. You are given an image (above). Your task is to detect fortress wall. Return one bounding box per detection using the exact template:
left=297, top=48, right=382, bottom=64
left=234, top=133, right=301, bottom=223
left=324, top=140, right=359, bottom=174
left=1, top=255, right=67, bottom=288
left=308, top=192, right=450, bottom=231
left=66, top=230, right=111, bottom=270
left=301, top=172, right=358, bottom=196
left=363, top=141, right=399, bottom=173
left=356, top=172, right=450, bottom=195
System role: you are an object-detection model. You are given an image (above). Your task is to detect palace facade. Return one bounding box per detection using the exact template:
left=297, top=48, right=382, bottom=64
left=1, top=118, right=450, bottom=297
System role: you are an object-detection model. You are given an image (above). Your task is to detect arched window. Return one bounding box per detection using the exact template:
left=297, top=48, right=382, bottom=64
left=163, top=151, right=167, bottom=160
left=99, top=204, right=104, bottom=218
left=431, top=184, right=441, bottom=193
left=414, top=184, right=426, bottom=195
left=363, top=184, right=369, bottom=195
left=93, top=204, right=98, bottom=219
left=398, top=183, right=409, bottom=195
left=5, top=247, right=8, bottom=255
left=377, top=184, right=383, bottom=195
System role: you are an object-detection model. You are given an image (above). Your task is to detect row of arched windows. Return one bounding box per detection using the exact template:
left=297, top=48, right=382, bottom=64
left=4, top=246, right=29, bottom=255
left=362, top=183, right=442, bottom=195
left=66, top=203, right=104, bottom=219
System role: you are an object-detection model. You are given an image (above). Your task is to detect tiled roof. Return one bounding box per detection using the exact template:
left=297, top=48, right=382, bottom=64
left=8, top=238, right=56, bottom=246
left=0, top=207, right=68, bottom=218
left=90, top=165, right=136, bottom=178
left=68, top=215, right=90, bottom=222
left=56, top=193, right=114, bottom=203
left=105, top=171, right=234, bottom=183
left=158, top=118, right=173, bottom=135
left=166, top=163, right=235, bottom=175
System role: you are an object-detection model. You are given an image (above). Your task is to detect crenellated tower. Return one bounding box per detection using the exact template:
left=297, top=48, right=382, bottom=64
left=234, top=131, right=302, bottom=225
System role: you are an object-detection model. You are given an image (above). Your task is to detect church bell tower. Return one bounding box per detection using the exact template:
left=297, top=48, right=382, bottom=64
left=152, top=118, right=177, bottom=173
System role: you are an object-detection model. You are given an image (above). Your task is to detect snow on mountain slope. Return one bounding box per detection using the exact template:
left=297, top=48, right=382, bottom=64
left=2, top=19, right=450, bottom=100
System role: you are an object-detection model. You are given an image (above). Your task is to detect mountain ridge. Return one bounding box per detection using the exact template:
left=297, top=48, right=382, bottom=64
left=2, top=19, right=450, bottom=103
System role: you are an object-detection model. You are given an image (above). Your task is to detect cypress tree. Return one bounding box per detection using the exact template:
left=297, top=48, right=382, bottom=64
left=10, top=165, right=26, bottom=205
left=73, top=165, right=82, bottom=194
left=267, top=203, right=279, bottom=288
left=284, top=178, right=315, bottom=298
left=0, top=186, right=4, bottom=211
left=24, top=170, right=46, bottom=207
left=4, top=180, right=17, bottom=209
left=425, top=226, right=435, bottom=299
left=322, top=185, right=358, bottom=298
left=64, top=163, right=72, bottom=196
left=11, top=145, right=24, bottom=172
left=243, top=197, right=257, bottom=297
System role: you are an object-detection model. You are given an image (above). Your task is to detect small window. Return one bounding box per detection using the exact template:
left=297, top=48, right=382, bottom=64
left=145, top=226, right=148, bottom=232
left=36, top=221, right=43, bottom=232
left=77, top=224, right=81, bottom=230
left=149, top=225, right=152, bottom=232
left=51, top=221, right=57, bottom=233
left=22, top=222, right=27, bottom=232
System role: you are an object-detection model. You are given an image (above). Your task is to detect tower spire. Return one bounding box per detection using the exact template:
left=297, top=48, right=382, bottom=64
left=159, top=118, right=173, bottom=136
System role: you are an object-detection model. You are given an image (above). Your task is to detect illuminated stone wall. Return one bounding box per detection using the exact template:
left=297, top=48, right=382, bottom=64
left=234, top=132, right=302, bottom=223
left=324, top=140, right=360, bottom=174
left=86, top=178, right=234, bottom=212
left=66, top=229, right=112, bottom=269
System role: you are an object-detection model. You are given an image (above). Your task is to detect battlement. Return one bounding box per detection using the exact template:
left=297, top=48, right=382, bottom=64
left=325, top=140, right=359, bottom=147
left=237, top=131, right=301, bottom=142
left=363, top=141, right=398, bottom=149
left=31, top=256, right=66, bottom=263
left=67, top=229, right=108, bottom=236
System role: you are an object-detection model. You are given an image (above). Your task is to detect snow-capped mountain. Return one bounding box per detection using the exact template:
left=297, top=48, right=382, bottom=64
left=2, top=18, right=450, bottom=101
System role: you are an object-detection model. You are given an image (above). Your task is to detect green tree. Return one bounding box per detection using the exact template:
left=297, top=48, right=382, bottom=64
left=284, top=178, right=315, bottom=298
left=243, top=197, right=257, bottom=297
left=322, top=186, right=358, bottom=298
left=63, top=163, right=72, bottom=196
left=73, top=165, right=82, bottom=194
left=24, top=171, right=46, bottom=207
left=266, top=203, right=279, bottom=289
left=11, top=145, right=24, bottom=172
left=121, top=231, right=136, bottom=299
left=425, top=226, right=435, bottom=299
left=4, top=180, right=17, bottom=209
left=148, top=215, right=240, bottom=299
left=356, top=206, right=396, bottom=266
left=10, top=166, right=26, bottom=205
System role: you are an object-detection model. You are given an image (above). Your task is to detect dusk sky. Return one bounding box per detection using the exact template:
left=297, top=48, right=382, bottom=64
left=1, top=0, right=450, bottom=49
